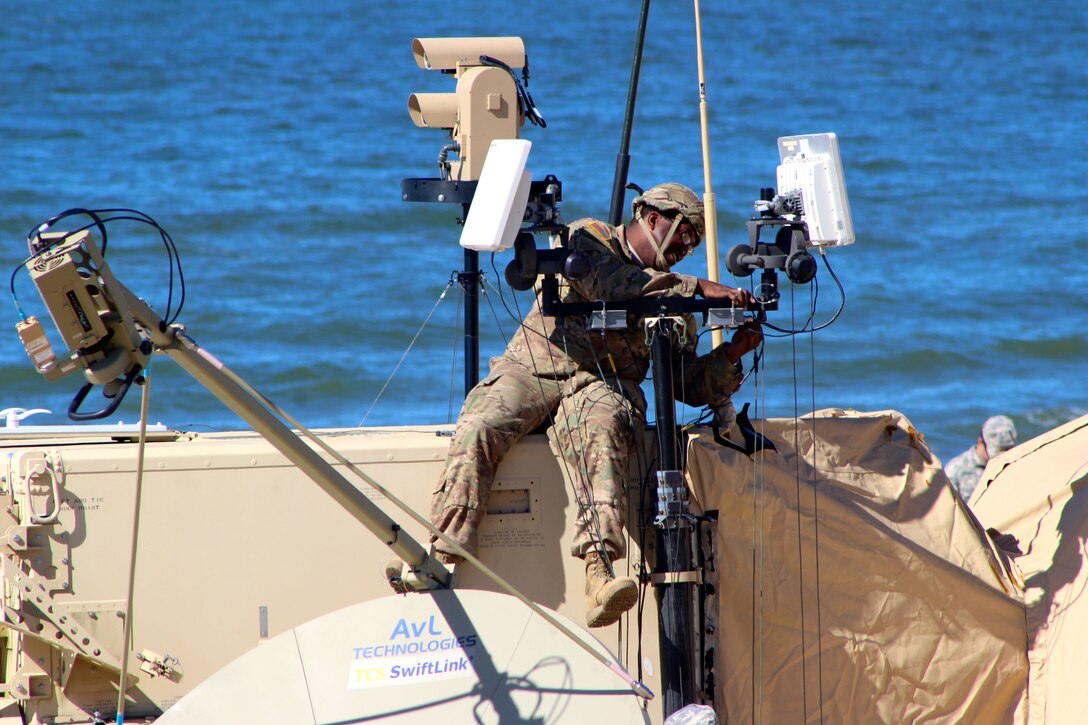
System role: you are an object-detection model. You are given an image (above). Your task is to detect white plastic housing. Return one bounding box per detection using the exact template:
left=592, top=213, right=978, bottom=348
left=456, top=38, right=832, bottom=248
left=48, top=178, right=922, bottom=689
left=776, top=133, right=854, bottom=247
left=459, top=139, right=532, bottom=252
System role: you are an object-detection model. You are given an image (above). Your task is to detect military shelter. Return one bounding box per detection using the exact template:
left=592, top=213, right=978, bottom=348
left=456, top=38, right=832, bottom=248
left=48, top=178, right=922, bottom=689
left=687, top=409, right=1028, bottom=722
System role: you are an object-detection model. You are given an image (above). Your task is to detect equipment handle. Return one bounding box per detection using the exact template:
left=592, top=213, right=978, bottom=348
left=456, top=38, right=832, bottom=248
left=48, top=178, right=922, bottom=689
left=23, top=457, right=62, bottom=525
left=67, top=366, right=141, bottom=421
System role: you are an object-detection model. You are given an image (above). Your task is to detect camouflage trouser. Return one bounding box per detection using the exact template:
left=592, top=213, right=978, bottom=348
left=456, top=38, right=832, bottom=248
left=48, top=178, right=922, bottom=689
left=430, top=360, right=645, bottom=561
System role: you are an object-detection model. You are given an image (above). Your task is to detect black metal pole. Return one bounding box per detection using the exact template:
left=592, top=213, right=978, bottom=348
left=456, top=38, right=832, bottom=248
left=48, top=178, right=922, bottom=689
left=649, top=318, right=696, bottom=719
left=651, top=320, right=679, bottom=471
left=461, top=247, right=480, bottom=396
left=608, top=0, right=652, bottom=226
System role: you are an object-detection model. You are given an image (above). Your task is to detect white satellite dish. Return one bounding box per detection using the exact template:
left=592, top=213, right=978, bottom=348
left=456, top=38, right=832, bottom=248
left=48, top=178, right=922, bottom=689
left=156, top=589, right=650, bottom=723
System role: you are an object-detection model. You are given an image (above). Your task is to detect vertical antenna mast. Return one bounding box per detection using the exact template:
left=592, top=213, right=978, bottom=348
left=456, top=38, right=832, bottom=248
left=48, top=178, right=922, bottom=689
left=608, top=0, right=652, bottom=226
left=693, top=0, right=725, bottom=348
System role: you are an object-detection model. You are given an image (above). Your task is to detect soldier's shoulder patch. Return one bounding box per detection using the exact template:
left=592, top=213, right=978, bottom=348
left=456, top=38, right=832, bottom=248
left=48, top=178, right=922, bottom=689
left=581, top=220, right=613, bottom=242
left=568, top=218, right=617, bottom=254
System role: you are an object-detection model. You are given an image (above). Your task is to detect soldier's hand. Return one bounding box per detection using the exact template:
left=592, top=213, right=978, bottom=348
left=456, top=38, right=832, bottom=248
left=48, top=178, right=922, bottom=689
left=696, top=279, right=755, bottom=308
left=726, top=320, right=763, bottom=363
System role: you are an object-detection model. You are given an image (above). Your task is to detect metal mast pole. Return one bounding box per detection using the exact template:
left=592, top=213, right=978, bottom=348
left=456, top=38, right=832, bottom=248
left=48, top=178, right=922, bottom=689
left=462, top=242, right=481, bottom=395
left=649, top=318, right=697, bottom=718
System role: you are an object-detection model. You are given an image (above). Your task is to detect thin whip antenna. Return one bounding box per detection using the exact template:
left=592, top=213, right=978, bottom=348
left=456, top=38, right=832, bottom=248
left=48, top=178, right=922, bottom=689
left=608, top=0, right=652, bottom=226
left=693, top=0, right=724, bottom=348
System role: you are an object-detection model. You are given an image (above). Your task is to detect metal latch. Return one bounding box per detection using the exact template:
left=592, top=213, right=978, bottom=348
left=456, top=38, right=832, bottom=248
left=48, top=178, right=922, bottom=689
left=705, top=307, right=746, bottom=328
left=137, top=649, right=184, bottom=683
left=590, top=309, right=627, bottom=330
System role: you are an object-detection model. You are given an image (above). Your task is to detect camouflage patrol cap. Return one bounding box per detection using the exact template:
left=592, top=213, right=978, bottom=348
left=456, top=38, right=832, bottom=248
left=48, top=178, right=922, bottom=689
left=982, top=415, right=1017, bottom=457
left=632, top=183, right=705, bottom=241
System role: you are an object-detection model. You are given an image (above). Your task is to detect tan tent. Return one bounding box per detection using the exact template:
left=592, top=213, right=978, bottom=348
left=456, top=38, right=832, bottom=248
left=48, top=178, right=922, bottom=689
left=686, top=409, right=1028, bottom=723
left=970, top=413, right=1088, bottom=725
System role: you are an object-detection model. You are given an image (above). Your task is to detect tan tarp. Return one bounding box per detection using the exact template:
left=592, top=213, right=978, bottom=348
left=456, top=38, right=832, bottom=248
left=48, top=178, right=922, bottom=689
left=686, top=409, right=1027, bottom=723
left=970, top=413, right=1088, bottom=725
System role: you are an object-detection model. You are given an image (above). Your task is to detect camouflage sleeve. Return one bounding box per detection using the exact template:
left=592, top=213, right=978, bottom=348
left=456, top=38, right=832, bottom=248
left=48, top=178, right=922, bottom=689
left=568, top=228, right=698, bottom=301
left=673, top=336, right=745, bottom=408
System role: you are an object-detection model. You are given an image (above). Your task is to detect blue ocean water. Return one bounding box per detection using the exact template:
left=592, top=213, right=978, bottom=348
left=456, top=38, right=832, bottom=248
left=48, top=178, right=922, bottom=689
left=1, top=0, right=1086, bottom=464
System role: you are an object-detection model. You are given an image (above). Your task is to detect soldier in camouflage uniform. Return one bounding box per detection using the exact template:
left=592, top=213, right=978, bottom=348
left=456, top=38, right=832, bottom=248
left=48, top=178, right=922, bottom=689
left=945, top=414, right=1018, bottom=500
left=428, top=183, right=763, bottom=627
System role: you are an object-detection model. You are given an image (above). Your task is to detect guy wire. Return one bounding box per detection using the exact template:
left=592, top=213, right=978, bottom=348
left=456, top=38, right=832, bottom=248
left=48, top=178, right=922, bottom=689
left=358, top=280, right=453, bottom=427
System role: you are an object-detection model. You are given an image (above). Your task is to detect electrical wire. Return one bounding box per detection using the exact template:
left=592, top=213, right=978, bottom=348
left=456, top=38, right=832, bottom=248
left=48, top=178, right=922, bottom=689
left=509, top=289, right=616, bottom=569
left=745, top=274, right=832, bottom=722
left=754, top=251, right=846, bottom=337
left=12, top=207, right=187, bottom=325
left=807, top=282, right=827, bottom=724
left=754, top=325, right=767, bottom=723
left=9, top=256, right=34, bottom=321
left=481, top=266, right=514, bottom=345
left=593, top=322, right=657, bottom=679
left=27, top=207, right=109, bottom=254
left=789, top=281, right=810, bottom=718
left=498, top=263, right=658, bottom=607
left=477, top=54, right=547, bottom=128
left=492, top=239, right=759, bottom=697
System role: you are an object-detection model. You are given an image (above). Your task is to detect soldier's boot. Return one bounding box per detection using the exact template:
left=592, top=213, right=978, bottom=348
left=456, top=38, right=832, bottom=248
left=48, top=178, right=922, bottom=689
left=584, top=551, right=638, bottom=628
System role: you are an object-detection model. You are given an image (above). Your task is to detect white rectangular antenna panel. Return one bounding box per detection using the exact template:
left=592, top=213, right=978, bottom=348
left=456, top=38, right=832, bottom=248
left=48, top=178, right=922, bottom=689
left=459, top=139, right=532, bottom=252
left=776, top=133, right=854, bottom=247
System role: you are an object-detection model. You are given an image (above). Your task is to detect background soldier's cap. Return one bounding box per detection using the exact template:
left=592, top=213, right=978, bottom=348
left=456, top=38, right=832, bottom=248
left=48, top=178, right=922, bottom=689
left=631, top=183, right=705, bottom=241
left=982, top=414, right=1017, bottom=457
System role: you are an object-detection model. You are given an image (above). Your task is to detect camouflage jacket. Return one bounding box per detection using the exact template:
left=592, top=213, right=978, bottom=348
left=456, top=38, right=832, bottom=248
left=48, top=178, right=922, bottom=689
left=944, top=445, right=985, bottom=500
left=499, top=217, right=743, bottom=409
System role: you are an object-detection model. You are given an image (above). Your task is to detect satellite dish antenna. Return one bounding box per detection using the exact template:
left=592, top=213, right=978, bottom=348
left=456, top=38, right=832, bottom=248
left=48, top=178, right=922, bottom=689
left=156, top=589, right=650, bottom=723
